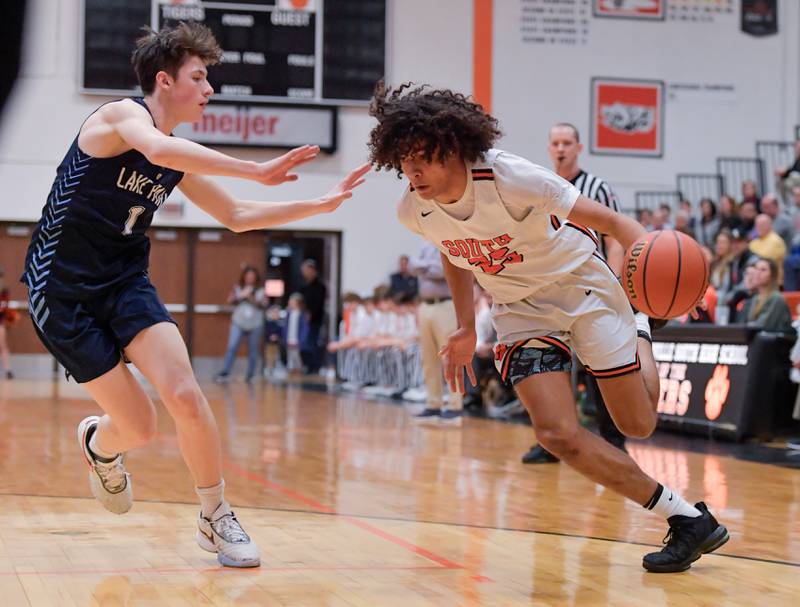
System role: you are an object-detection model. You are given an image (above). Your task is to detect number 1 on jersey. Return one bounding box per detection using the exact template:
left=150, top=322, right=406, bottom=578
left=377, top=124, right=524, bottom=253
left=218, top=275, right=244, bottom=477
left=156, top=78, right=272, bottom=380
left=123, top=206, right=145, bottom=236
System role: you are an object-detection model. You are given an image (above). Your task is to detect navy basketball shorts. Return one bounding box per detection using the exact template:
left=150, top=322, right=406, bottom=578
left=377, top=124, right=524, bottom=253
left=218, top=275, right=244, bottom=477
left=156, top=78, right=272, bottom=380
left=27, top=274, right=175, bottom=383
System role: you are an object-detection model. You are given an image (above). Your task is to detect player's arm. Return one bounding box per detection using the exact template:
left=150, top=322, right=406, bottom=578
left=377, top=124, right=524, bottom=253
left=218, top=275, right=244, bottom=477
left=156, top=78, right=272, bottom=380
left=568, top=195, right=646, bottom=252
left=177, top=164, right=370, bottom=233
left=438, top=254, right=477, bottom=394
left=97, top=100, right=320, bottom=185
left=603, top=236, right=625, bottom=276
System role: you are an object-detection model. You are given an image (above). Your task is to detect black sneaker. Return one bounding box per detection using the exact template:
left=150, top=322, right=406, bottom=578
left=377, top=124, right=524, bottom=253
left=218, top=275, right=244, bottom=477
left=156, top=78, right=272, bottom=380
left=521, top=444, right=560, bottom=464
left=411, top=408, right=441, bottom=425
left=642, top=502, right=729, bottom=573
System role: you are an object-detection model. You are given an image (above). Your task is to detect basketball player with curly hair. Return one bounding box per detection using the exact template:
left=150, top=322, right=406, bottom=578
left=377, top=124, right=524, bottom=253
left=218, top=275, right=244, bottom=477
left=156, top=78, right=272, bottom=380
left=21, top=21, right=368, bottom=568
left=368, top=82, right=728, bottom=573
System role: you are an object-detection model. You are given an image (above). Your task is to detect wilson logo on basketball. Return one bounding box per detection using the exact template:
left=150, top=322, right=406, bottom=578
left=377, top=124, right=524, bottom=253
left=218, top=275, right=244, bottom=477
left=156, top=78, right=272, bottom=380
left=704, top=365, right=731, bottom=421
left=624, top=240, right=646, bottom=301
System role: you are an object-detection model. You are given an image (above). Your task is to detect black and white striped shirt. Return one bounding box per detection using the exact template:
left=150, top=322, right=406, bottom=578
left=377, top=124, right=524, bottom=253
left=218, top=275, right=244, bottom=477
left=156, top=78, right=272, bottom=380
left=570, top=170, right=620, bottom=259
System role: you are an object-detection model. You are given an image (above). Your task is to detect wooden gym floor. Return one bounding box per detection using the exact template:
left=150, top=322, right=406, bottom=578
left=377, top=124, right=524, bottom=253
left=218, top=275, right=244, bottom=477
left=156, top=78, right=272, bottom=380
left=0, top=377, right=797, bottom=606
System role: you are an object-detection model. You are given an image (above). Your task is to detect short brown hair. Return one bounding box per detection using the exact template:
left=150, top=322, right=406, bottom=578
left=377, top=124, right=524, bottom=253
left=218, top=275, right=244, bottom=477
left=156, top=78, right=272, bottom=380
left=550, top=122, right=580, bottom=143
left=131, top=21, right=222, bottom=95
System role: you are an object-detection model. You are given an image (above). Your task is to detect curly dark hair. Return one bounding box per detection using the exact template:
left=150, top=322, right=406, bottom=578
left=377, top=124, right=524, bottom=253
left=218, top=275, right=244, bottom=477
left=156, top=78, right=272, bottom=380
left=368, top=82, right=501, bottom=173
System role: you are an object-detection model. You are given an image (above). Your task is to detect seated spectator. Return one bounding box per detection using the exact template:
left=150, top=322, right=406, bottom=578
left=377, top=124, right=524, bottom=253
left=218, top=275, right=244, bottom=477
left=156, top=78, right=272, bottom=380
left=674, top=208, right=695, bottom=239
left=739, top=201, right=759, bottom=237
left=790, top=186, right=800, bottom=224
left=775, top=140, right=800, bottom=201
left=760, top=193, right=793, bottom=248
left=741, top=179, right=760, bottom=209
left=696, top=198, right=720, bottom=248
left=728, top=262, right=758, bottom=323
left=783, top=213, right=800, bottom=291
left=710, top=229, right=735, bottom=305
left=678, top=199, right=697, bottom=233
left=651, top=206, right=673, bottom=231
left=688, top=247, right=716, bottom=323
left=718, top=194, right=741, bottom=233
left=388, top=255, right=418, bottom=299
left=637, top=208, right=654, bottom=231
left=729, top=228, right=754, bottom=287
left=749, top=214, right=787, bottom=285
left=742, top=258, right=794, bottom=332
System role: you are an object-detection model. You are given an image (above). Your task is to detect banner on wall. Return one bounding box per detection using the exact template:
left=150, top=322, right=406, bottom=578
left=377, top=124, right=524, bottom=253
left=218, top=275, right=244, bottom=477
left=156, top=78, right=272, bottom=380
left=741, top=0, right=777, bottom=37
left=590, top=78, right=664, bottom=157
left=593, top=0, right=665, bottom=21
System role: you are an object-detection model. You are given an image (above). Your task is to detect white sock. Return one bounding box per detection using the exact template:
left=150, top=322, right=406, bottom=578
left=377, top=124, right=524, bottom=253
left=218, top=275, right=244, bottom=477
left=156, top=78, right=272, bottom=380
left=88, top=429, right=118, bottom=462
left=196, top=480, right=225, bottom=518
left=634, top=312, right=651, bottom=342
left=645, top=484, right=701, bottom=519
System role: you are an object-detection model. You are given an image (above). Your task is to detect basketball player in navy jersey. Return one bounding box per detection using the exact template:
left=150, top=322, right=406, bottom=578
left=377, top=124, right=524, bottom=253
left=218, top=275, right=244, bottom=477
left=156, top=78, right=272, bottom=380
left=368, top=83, right=728, bottom=573
left=21, top=22, right=369, bottom=568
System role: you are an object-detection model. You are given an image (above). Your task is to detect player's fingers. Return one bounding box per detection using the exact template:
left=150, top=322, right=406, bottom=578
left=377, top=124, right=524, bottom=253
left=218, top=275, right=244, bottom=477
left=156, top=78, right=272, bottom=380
left=350, top=178, right=367, bottom=189
left=466, top=364, right=478, bottom=388
left=455, top=366, right=465, bottom=394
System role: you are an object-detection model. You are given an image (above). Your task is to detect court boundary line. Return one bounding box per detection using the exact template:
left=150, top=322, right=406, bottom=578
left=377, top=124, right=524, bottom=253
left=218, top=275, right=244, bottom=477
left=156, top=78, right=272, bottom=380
left=223, top=461, right=471, bottom=573
left=3, top=491, right=796, bottom=570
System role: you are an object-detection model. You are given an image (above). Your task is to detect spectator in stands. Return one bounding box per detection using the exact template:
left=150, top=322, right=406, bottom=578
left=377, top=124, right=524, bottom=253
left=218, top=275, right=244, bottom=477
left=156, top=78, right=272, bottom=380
left=718, top=194, right=741, bottom=233
left=696, top=198, right=720, bottom=248
left=688, top=248, right=716, bottom=323
left=388, top=255, right=418, bottom=299
left=749, top=214, right=787, bottom=285
left=299, top=259, right=327, bottom=374
left=726, top=229, right=755, bottom=321
left=651, top=206, right=672, bottom=231
left=741, top=180, right=760, bottom=208
left=739, top=200, right=759, bottom=237
left=790, top=186, right=800, bottom=223
left=728, top=263, right=758, bottom=323
left=636, top=208, right=654, bottom=231
left=658, top=203, right=674, bottom=228
left=674, top=209, right=695, bottom=239
left=0, top=268, right=13, bottom=379
left=214, top=265, right=266, bottom=384
left=760, top=193, right=793, bottom=248
left=775, top=140, right=800, bottom=198
left=785, top=212, right=800, bottom=291
left=283, top=292, right=311, bottom=372
left=678, top=199, right=697, bottom=233
left=743, top=258, right=794, bottom=332
left=710, top=229, right=734, bottom=297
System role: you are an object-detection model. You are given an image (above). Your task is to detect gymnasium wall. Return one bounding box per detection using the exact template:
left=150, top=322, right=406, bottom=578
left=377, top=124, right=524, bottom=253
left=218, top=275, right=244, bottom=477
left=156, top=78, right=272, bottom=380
left=0, top=0, right=798, bottom=294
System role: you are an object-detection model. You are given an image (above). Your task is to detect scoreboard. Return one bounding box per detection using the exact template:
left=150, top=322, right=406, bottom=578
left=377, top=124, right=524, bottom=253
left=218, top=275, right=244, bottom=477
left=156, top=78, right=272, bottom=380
left=81, top=0, right=386, bottom=105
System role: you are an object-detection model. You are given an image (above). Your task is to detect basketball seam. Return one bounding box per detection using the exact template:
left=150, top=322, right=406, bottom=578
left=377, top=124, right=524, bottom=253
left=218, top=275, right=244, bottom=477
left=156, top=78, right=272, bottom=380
left=665, top=231, right=683, bottom=318
left=641, top=231, right=660, bottom=317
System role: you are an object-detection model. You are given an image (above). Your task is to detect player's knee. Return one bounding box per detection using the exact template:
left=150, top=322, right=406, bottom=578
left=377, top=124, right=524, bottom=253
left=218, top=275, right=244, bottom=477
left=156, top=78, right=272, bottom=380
left=167, top=378, right=207, bottom=421
left=536, top=424, right=581, bottom=458
left=617, top=410, right=657, bottom=439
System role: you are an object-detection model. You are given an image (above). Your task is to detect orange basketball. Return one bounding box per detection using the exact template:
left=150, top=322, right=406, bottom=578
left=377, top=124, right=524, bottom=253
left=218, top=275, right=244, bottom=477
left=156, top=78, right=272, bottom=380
left=622, top=230, right=709, bottom=319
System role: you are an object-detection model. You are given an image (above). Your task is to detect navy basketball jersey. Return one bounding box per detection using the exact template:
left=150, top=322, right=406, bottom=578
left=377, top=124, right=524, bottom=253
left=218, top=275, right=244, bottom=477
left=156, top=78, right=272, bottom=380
left=21, top=98, right=184, bottom=299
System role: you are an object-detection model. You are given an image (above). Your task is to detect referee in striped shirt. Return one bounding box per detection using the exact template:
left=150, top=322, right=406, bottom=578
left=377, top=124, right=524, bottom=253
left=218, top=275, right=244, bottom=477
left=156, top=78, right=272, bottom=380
left=522, top=122, right=627, bottom=464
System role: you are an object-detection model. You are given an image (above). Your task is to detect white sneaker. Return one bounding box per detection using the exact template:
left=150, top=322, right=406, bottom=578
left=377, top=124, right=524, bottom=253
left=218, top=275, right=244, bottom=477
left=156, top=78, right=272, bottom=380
left=196, top=502, right=261, bottom=568
left=77, top=416, right=133, bottom=515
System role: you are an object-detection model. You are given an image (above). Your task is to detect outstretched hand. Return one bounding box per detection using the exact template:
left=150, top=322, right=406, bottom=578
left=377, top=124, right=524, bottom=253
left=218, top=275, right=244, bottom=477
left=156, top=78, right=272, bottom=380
left=255, top=145, right=320, bottom=186
left=439, top=327, right=478, bottom=394
left=319, top=163, right=372, bottom=212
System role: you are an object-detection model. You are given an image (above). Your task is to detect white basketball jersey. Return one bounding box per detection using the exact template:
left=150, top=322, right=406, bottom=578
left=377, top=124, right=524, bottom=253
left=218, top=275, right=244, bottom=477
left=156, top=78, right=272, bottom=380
left=397, top=149, right=597, bottom=304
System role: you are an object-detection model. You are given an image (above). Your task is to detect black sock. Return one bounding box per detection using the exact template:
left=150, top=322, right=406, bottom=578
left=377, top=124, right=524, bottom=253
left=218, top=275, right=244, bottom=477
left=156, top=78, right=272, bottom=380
left=86, top=424, right=116, bottom=463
